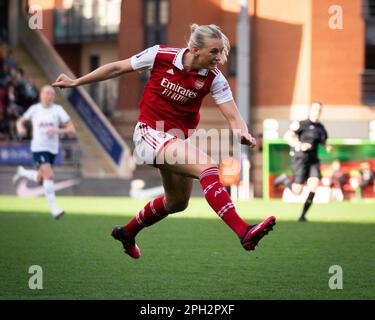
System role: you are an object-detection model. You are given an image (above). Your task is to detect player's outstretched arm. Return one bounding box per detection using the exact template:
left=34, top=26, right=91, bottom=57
left=52, top=58, right=134, bottom=88
left=218, top=100, right=257, bottom=148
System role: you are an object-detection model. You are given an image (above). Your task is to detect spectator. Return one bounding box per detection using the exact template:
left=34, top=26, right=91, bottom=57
left=0, top=109, right=9, bottom=140
left=4, top=49, right=17, bottom=69
left=5, top=84, right=22, bottom=140
left=330, top=160, right=347, bottom=192
left=359, top=162, right=374, bottom=197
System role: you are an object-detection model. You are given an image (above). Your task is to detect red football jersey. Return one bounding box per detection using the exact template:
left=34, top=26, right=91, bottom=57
left=131, top=45, right=233, bottom=138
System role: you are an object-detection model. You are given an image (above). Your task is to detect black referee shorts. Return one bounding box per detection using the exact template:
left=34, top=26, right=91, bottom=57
left=291, top=157, right=321, bottom=185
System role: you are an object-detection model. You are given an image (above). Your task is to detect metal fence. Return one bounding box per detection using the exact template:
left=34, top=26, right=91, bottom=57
left=363, top=0, right=375, bottom=18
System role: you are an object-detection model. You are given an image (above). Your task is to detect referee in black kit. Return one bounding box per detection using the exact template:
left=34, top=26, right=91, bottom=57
left=274, top=101, right=332, bottom=222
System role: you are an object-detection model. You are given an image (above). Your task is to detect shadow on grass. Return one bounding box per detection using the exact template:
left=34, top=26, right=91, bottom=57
left=0, top=211, right=374, bottom=300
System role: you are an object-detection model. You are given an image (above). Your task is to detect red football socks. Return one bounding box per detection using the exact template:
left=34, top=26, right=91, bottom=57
left=125, top=167, right=249, bottom=239
left=125, top=195, right=170, bottom=238
left=199, top=167, right=249, bottom=237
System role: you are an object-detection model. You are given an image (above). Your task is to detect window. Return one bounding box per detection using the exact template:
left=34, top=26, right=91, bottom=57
left=363, top=0, right=375, bottom=17
left=227, top=46, right=237, bottom=77
left=54, top=0, right=121, bottom=43
left=0, top=0, right=8, bottom=43
left=362, top=0, right=375, bottom=105
left=144, top=0, right=169, bottom=47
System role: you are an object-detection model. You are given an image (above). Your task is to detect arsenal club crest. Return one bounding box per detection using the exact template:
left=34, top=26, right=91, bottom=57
left=194, top=79, right=205, bottom=90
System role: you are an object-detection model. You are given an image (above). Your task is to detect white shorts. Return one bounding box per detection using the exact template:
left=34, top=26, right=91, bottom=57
left=133, top=122, right=177, bottom=165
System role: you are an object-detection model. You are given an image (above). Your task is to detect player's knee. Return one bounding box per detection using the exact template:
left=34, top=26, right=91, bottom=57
left=307, top=178, right=319, bottom=191
left=41, top=171, right=54, bottom=181
left=37, top=176, right=43, bottom=185
left=292, top=185, right=303, bottom=195
left=167, top=199, right=189, bottom=213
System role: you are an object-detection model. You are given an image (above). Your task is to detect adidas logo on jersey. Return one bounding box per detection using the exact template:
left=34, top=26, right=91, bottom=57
left=166, top=69, right=174, bottom=75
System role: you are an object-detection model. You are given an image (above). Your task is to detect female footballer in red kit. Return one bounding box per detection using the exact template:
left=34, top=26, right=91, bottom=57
left=53, top=24, right=276, bottom=259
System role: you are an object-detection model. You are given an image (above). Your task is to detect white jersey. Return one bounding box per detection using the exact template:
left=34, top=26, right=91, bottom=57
left=23, top=103, right=71, bottom=154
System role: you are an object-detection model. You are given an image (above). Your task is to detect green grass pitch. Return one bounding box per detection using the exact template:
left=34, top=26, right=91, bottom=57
left=0, top=195, right=374, bottom=300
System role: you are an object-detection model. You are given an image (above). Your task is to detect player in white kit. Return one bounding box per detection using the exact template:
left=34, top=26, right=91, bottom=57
left=13, top=85, right=76, bottom=219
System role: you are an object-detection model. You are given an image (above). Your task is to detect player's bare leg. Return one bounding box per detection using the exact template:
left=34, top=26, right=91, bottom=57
left=307, top=177, right=319, bottom=193
left=291, top=183, right=304, bottom=195
left=274, top=174, right=306, bottom=195
left=156, top=139, right=276, bottom=251
left=159, top=169, right=193, bottom=213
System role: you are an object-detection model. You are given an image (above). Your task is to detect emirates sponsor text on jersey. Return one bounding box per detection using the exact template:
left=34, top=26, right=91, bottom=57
left=161, top=78, right=198, bottom=102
